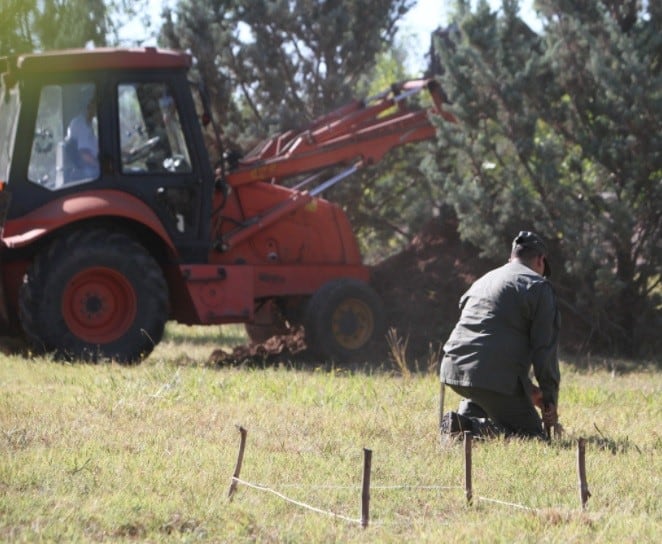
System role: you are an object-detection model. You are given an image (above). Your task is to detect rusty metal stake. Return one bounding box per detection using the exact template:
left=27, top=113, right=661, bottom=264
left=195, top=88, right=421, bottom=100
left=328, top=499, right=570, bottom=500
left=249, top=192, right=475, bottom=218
left=577, top=437, right=591, bottom=509
left=464, top=431, right=473, bottom=505
left=228, top=426, right=247, bottom=501
left=361, top=448, right=372, bottom=528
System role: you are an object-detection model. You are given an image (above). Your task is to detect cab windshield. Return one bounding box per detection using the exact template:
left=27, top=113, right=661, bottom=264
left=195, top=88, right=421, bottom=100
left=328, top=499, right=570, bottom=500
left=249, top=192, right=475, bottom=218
left=0, top=85, right=20, bottom=184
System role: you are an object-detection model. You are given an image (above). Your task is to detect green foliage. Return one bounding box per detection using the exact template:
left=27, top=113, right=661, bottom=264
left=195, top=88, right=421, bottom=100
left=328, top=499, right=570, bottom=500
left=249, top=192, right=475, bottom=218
left=0, top=326, right=660, bottom=542
left=0, top=0, right=150, bottom=55
left=427, top=0, right=661, bottom=355
left=159, top=0, right=413, bottom=147
left=34, top=0, right=108, bottom=50
left=0, top=0, right=38, bottom=54
left=345, top=143, right=441, bottom=263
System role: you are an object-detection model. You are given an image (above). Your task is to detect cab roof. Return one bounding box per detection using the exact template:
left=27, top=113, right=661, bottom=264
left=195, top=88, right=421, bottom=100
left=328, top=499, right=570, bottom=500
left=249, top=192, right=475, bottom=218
left=5, top=47, right=192, bottom=75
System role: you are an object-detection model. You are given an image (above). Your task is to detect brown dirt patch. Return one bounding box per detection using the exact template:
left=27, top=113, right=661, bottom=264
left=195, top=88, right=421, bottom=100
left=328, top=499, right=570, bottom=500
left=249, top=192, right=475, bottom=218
left=370, top=217, right=493, bottom=363
left=209, top=326, right=309, bottom=366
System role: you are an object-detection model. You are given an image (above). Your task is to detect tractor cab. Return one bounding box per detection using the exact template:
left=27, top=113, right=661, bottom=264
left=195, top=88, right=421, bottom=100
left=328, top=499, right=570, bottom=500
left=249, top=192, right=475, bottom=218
left=0, top=48, right=215, bottom=261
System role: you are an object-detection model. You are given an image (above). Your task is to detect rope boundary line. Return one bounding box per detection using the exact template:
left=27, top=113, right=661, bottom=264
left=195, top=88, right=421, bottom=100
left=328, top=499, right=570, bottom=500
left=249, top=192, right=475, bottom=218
left=232, top=477, right=363, bottom=525
left=232, top=477, right=549, bottom=516
left=227, top=428, right=591, bottom=527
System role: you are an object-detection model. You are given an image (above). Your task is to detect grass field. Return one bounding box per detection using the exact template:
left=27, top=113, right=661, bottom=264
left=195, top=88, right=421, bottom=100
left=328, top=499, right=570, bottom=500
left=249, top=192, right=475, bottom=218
left=1, top=323, right=660, bottom=542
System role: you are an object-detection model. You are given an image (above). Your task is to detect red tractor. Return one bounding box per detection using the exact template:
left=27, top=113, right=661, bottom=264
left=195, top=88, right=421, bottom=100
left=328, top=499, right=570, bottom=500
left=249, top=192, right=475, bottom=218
left=0, top=47, right=456, bottom=363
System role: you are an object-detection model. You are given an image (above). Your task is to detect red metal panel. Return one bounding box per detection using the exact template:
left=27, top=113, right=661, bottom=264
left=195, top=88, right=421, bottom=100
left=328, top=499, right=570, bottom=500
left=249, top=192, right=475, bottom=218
left=179, top=264, right=254, bottom=324
left=220, top=190, right=313, bottom=251
left=2, top=189, right=176, bottom=254
left=211, top=182, right=362, bottom=267
left=253, top=264, right=370, bottom=298
left=176, top=263, right=369, bottom=324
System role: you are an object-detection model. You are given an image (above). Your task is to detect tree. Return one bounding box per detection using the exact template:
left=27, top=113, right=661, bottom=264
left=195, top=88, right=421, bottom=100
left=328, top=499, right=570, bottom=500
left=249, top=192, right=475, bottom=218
left=35, top=0, right=108, bottom=50
left=0, top=0, right=38, bottom=55
left=160, top=0, right=412, bottom=152
left=326, top=46, right=442, bottom=262
left=161, top=1, right=411, bottom=129
left=426, top=0, right=661, bottom=356
left=0, top=0, right=149, bottom=56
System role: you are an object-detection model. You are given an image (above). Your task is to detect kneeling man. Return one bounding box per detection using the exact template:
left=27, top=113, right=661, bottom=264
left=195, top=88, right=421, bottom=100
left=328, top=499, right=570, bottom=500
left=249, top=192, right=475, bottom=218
left=439, top=231, right=560, bottom=440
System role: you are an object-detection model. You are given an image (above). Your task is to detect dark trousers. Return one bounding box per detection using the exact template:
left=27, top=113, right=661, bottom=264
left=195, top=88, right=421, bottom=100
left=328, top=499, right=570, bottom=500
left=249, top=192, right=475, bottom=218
left=447, top=383, right=546, bottom=439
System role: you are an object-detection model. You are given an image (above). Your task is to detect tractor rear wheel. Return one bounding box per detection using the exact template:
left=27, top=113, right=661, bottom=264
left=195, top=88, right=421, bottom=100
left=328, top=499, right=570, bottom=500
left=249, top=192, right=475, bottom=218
left=19, top=229, right=168, bottom=363
left=304, top=278, right=385, bottom=362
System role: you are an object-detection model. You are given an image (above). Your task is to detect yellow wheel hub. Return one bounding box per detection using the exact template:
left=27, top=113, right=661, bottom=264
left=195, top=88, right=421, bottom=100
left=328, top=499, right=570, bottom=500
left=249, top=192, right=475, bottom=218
left=330, top=298, right=375, bottom=350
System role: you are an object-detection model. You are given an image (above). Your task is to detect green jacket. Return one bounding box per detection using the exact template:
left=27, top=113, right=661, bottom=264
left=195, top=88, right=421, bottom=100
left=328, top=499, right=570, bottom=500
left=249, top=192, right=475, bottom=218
left=440, top=261, right=560, bottom=406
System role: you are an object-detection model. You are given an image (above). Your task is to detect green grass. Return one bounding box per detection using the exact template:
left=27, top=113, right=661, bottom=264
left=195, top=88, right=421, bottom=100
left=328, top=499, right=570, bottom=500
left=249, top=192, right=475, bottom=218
left=1, top=323, right=660, bottom=542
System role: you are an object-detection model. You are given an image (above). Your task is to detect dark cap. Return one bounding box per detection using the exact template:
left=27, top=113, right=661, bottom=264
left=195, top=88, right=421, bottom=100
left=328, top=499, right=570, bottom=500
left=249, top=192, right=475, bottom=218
left=512, top=231, right=551, bottom=277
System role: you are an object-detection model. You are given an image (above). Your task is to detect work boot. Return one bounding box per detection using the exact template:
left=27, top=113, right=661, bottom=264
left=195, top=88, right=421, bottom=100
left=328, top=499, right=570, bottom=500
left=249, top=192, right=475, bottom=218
left=472, top=417, right=503, bottom=438
left=439, top=411, right=475, bottom=437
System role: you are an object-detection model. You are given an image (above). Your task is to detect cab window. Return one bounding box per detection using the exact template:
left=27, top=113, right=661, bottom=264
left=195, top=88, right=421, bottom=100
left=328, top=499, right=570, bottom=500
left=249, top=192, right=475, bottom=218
left=118, top=82, right=192, bottom=174
left=0, top=84, right=20, bottom=184
left=28, top=83, right=99, bottom=190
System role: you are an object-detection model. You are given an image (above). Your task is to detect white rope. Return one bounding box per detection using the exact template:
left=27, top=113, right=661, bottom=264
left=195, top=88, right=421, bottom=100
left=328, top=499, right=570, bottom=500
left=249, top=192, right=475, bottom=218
left=477, top=496, right=540, bottom=512
left=273, top=483, right=463, bottom=491
left=232, top=477, right=581, bottom=522
left=372, top=485, right=464, bottom=491
left=232, top=477, right=363, bottom=525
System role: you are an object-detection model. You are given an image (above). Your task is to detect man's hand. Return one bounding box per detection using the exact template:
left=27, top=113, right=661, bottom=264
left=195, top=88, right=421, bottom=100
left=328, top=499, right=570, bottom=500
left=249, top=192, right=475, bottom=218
left=530, top=385, right=543, bottom=409
left=542, top=403, right=558, bottom=427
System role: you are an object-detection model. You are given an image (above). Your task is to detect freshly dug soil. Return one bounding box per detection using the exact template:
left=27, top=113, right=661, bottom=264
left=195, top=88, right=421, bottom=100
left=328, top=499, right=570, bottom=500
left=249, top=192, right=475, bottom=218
left=370, top=217, right=493, bottom=363
left=209, top=217, right=494, bottom=366
left=209, top=326, right=309, bottom=366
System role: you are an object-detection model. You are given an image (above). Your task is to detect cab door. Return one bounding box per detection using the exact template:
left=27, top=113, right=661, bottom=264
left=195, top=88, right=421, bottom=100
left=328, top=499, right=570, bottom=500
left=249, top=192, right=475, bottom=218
left=111, top=73, right=213, bottom=261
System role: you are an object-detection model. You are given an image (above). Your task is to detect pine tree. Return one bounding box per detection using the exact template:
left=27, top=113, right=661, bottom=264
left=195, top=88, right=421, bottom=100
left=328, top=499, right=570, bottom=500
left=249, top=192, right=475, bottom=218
left=0, top=0, right=38, bottom=54
left=1, top=1, right=111, bottom=55
left=0, top=0, right=151, bottom=55
left=35, top=0, right=108, bottom=50
left=160, top=1, right=412, bottom=143
left=427, top=0, right=661, bottom=355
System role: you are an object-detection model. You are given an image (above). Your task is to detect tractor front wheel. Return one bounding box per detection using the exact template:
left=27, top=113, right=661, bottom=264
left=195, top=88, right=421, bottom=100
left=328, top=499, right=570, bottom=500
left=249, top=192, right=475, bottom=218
left=304, top=278, right=385, bottom=362
left=19, top=229, right=168, bottom=363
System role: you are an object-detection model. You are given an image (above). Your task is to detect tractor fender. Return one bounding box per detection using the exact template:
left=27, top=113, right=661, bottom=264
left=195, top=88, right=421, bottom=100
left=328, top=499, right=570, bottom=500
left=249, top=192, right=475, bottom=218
left=2, top=189, right=176, bottom=254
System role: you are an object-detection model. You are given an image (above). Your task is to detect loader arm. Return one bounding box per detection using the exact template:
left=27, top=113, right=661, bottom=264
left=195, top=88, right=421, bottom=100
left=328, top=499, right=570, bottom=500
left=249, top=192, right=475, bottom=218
left=225, top=79, right=457, bottom=188
left=214, top=80, right=458, bottom=252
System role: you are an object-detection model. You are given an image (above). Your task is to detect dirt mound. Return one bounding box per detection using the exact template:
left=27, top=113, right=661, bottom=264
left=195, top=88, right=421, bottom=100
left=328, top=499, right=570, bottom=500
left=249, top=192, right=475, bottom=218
left=209, top=325, right=309, bottom=365
left=209, top=217, right=493, bottom=366
left=370, top=217, right=493, bottom=362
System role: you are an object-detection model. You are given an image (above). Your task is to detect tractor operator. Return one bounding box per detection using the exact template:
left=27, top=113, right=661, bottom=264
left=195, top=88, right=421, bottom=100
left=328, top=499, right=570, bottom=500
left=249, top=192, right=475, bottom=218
left=65, top=91, right=99, bottom=180
left=439, top=231, right=560, bottom=440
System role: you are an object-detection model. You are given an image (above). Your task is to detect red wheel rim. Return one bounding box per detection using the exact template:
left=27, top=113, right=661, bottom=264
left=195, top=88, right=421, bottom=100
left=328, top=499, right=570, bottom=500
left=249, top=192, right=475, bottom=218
left=62, top=267, right=137, bottom=343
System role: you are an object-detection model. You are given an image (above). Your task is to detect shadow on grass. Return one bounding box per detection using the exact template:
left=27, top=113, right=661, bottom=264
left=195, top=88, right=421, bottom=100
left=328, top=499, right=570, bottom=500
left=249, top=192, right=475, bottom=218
left=205, top=346, right=405, bottom=377
left=161, top=326, right=247, bottom=347
left=562, top=353, right=661, bottom=374
left=552, top=424, right=645, bottom=454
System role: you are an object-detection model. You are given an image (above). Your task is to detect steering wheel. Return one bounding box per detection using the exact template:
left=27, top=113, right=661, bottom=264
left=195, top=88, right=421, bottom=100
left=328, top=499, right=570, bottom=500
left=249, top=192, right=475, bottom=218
left=123, top=136, right=161, bottom=164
